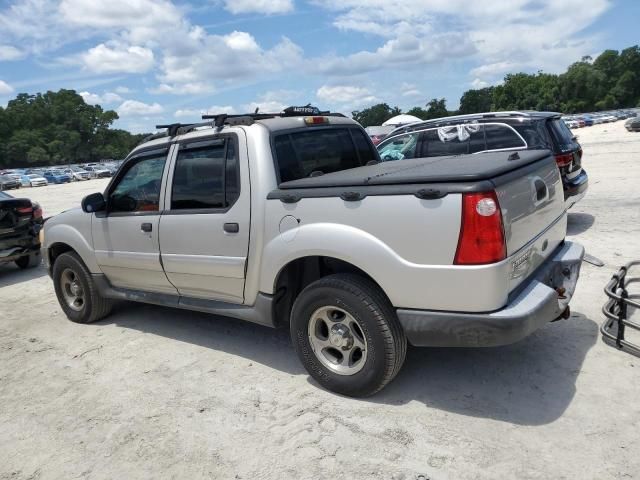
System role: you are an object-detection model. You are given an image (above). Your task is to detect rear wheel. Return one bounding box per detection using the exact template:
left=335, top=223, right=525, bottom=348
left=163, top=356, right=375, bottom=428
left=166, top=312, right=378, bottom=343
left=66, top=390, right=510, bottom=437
left=53, top=252, right=113, bottom=323
left=290, top=274, right=406, bottom=397
left=15, top=252, right=40, bottom=269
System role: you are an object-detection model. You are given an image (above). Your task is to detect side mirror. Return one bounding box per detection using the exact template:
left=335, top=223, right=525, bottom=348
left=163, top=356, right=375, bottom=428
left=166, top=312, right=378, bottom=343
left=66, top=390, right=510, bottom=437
left=81, top=192, right=106, bottom=213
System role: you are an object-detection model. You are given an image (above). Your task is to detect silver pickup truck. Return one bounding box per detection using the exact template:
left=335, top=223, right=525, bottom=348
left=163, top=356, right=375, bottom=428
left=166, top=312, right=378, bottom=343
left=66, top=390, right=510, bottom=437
left=42, top=109, right=584, bottom=397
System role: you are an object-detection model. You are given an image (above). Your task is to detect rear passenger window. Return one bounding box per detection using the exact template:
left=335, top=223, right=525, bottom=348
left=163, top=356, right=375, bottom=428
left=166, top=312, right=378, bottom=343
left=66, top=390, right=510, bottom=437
left=423, top=129, right=469, bottom=156
left=274, top=128, right=374, bottom=183
left=171, top=138, right=240, bottom=210
left=484, top=124, right=526, bottom=150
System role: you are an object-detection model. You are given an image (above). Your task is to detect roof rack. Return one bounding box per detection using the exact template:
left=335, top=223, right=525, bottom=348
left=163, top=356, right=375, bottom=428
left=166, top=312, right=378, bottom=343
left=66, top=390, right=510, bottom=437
left=202, top=105, right=345, bottom=127
left=140, top=106, right=346, bottom=145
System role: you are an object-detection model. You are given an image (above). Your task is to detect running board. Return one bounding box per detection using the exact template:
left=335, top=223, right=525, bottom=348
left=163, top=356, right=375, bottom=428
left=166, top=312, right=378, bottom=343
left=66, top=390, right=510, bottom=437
left=92, top=274, right=276, bottom=328
left=601, top=261, right=640, bottom=356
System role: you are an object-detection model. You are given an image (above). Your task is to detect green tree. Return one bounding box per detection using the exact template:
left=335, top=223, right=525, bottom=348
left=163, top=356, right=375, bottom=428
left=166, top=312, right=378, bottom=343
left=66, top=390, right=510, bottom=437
left=26, top=146, right=49, bottom=164
left=351, top=103, right=402, bottom=127
left=424, top=98, right=449, bottom=119
left=459, top=87, right=494, bottom=114
left=0, top=89, right=141, bottom=168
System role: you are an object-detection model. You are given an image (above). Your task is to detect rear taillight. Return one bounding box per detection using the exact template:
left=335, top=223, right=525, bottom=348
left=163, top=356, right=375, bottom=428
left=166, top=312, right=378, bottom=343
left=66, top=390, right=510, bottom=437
left=17, top=206, right=33, bottom=215
left=454, top=191, right=506, bottom=265
left=555, top=153, right=573, bottom=167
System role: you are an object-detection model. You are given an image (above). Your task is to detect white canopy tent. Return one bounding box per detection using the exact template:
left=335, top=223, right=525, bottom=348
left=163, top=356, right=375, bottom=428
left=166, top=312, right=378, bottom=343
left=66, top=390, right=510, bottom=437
left=382, top=114, right=423, bottom=127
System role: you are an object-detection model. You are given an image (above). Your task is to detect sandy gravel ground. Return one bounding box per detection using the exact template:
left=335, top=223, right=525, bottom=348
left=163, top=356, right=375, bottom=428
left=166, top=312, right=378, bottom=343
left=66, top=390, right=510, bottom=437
left=1, top=123, right=640, bottom=480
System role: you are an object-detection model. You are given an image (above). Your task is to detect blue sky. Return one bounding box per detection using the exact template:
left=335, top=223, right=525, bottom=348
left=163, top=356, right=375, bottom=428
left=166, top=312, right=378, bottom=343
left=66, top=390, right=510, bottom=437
left=0, top=0, right=636, bottom=132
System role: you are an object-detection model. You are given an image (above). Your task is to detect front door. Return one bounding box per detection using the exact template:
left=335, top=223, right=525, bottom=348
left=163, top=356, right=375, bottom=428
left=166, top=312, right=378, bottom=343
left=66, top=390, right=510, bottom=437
left=92, top=147, right=177, bottom=294
left=158, top=133, right=250, bottom=303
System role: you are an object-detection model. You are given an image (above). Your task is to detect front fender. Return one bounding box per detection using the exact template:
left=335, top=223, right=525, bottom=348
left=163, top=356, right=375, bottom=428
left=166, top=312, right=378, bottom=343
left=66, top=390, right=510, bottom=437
left=44, top=211, right=100, bottom=273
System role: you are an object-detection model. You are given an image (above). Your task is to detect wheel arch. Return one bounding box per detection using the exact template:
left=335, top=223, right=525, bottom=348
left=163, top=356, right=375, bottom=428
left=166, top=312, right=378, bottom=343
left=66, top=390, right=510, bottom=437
left=271, top=255, right=388, bottom=327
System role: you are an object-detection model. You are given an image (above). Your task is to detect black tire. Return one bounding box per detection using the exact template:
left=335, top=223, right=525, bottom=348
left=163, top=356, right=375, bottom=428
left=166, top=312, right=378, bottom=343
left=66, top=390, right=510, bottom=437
left=290, top=274, right=406, bottom=397
left=52, top=251, right=113, bottom=324
left=15, top=251, right=41, bottom=269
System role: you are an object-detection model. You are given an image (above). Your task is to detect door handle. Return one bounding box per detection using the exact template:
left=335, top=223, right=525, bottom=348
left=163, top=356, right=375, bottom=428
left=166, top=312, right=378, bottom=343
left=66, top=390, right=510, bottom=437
left=141, top=222, right=153, bottom=233
left=224, top=223, right=239, bottom=233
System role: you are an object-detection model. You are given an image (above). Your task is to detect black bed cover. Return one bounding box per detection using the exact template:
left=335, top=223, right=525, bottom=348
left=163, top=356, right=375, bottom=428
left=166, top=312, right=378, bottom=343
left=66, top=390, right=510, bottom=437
left=278, top=149, right=551, bottom=189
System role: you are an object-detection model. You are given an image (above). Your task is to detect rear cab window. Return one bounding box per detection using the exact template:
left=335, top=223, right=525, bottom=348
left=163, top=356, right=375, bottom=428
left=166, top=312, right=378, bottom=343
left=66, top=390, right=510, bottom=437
left=273, top=127, right=378, bottom=183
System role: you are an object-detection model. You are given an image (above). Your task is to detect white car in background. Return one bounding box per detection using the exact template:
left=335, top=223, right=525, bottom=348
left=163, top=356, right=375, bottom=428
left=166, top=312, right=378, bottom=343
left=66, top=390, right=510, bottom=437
left=63, top=167, right=91, bottom=181
left=20, top=174, right=48, bottom=187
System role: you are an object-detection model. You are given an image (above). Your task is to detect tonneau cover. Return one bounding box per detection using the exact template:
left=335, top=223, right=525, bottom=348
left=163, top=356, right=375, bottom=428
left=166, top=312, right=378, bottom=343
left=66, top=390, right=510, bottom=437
left=278, top=149, right=551, bottom=189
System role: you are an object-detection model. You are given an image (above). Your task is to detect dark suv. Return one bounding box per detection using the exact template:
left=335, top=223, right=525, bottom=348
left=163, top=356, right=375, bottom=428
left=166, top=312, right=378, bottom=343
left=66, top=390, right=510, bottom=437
left=377, top=111, right=588, bottom=208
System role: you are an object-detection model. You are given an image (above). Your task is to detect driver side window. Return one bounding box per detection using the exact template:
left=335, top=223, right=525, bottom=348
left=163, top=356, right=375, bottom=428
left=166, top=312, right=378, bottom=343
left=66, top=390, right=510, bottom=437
left=109, top=154, right=166, bottom=213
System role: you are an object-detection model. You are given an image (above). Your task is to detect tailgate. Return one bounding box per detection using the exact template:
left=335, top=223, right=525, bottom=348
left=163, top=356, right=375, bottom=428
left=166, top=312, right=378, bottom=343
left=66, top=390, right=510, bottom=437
left=493, top=153, right=567, bottom=291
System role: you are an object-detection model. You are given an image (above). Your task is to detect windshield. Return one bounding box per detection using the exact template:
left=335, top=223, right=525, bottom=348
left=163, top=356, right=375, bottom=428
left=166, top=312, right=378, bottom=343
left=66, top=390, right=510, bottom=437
left=273, top=127, right=377, bottom=183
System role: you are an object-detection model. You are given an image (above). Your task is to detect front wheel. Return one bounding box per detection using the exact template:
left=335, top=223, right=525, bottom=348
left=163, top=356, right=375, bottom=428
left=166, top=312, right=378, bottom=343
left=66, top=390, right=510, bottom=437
left=53, top=252, right=113, bottom=324
left=290, top=274, right=406, bottom=397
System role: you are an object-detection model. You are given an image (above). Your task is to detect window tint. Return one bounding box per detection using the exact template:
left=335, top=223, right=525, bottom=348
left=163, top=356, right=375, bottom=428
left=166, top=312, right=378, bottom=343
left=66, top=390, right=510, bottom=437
left=225, top=141, right=240, bottom=206
left=548, top=119, right=576, bottom=151
left=423, top=129, right=470, bottom=157
left=468, top=127, right=486, bottom=153
left=484, top=124, right=526, bottom=150
left=511, top=123, right=551, bottom=150
left=172, top=144, right=225, bottom=209
left=378, top=132, right=421, bottom=161
left=351, top=129, right=378, bottom=164
left=109, top=155, right=166, bottom=213
left=274, top=128, right=373, bottom=183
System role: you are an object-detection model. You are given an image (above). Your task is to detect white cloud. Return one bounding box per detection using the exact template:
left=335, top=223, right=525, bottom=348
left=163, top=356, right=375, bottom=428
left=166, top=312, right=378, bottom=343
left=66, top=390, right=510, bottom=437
left=0, top=45, right=24, bottom=61
left=80, top=91, right=123, bottom=105
left=316, top=85, right=379, bottom=113
left=59, top=0, right=179, bottom=34
left=81, top=42, right=154, bottom=74
left=117, top=100, right=164, bottom=116
left=0, top=79, right=13, bottom=95
left=156, top=33, right=302, bottom=93
left=317, top=85, right=376, bottom=104
left=400, top=82, right=422, bottom=97
left=470, top=78, right=489, bottom=89
left=115, top=86, right=131, bottom=94
left=316, top=32, right=476, bottom=75
left=175, top=105, right=236, bottom=118
left=313, top=0, right=611, bottom=79
left=224, top=0, right=294, bottom=15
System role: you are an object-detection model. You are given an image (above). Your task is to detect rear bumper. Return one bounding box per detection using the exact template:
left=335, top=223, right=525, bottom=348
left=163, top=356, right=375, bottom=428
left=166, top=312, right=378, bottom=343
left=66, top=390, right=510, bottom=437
left=0, top=241, right=41, bottom=265
left=397, top=241, right=584, bottom=347
left=564, top=170, right=588, bottom=208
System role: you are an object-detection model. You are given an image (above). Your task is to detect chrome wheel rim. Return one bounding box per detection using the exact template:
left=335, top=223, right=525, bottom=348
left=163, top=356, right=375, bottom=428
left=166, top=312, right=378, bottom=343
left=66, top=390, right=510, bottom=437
left=308, top=306, right=368, bottom=376
left=60, top=268, right=85, bottom=312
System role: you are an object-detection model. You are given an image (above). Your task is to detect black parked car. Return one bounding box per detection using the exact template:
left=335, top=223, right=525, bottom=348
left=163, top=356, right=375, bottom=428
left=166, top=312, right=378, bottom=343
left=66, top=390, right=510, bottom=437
left=378, top=111, right=588, bottom=208
left=0, top=191, right=43, bottom=269
left=0, top=174, right=21, bottom=191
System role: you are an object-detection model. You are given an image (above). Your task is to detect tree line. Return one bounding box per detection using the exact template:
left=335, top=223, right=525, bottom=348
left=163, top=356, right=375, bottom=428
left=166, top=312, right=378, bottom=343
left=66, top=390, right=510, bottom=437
left=353, top=45, right=640, bottom=127
left=0, top=89, right=147, bottom=169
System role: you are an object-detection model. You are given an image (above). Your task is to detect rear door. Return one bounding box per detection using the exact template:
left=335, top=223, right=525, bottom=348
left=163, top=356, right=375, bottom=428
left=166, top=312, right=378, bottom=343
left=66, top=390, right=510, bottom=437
left=158, top=132, right=250, bottom=303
